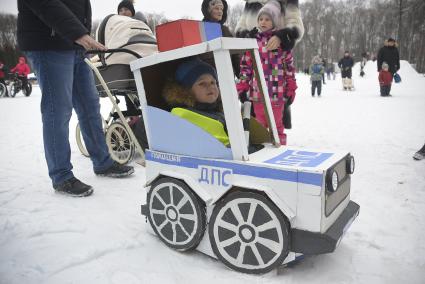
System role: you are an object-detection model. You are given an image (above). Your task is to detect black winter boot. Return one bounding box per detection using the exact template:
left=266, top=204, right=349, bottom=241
left=53, top=177, right=93, bottom=197
left=95, top=162, right=134, bottom=177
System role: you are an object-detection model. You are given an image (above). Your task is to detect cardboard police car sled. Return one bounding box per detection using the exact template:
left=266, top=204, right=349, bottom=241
left=130, top=37, right=360, bottom=274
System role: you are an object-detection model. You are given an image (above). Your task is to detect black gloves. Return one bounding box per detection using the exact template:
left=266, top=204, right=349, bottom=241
left=247, top=27, right=259, bottom=38
left=236, top=28, right=259, bottom=39
left=239, top=92, right=249, bottom=103
left=274, top=27, right=299, bottom=51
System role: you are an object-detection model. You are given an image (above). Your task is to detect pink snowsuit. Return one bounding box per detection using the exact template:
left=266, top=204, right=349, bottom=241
left=237, top=30, right=297, bottom=145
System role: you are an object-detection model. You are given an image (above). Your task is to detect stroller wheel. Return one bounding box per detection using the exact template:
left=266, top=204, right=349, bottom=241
left=75, top=123, right=90, bottom=157
left=106, top=121, right=134, bottom=164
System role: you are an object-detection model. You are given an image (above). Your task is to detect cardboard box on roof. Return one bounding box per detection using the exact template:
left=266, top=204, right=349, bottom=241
left=156, top=19, right=222, bottom=52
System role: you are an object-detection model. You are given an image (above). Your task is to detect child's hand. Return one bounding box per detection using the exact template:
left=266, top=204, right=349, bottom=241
left=284, top=91, right=295, bottom=105
left=239, top=91, right=249, bottom=103
left=266, top=36, right=281, bottom=51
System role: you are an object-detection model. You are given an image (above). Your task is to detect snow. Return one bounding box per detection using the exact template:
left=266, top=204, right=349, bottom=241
left=1, top=60, right=424, bottom=283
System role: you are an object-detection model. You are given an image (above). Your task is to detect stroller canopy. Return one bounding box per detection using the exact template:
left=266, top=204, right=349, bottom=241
left=96, top=14, right=158, bottom=64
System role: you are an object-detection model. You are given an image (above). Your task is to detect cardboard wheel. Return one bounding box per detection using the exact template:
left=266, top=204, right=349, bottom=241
left=147, top=178, right=206, bottom=251
left=209, top=191, right=289, bottom=274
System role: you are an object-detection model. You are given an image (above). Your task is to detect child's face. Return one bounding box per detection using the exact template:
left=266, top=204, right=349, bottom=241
left=258, top=14, right=273, bottom=32
left=191, top=74, right=219, bottom=104
left=383, top=66, right=389, bottom=71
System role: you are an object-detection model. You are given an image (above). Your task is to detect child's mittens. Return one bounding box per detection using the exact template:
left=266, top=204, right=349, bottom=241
left=274, top=27, right=299, bottom=51
left=239, top=91, right=249, bottom=103
left=284, top=90, right=295, bottom=105
left=248, top=27, right=259, bottom=38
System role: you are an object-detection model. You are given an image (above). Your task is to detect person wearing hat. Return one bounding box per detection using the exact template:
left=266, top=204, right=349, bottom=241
left=377, top=38, right=400, bottom=76
left=237, top=0, right=297, bottom=145
left=117, top=0, right=135, bottom=17
left=200, top=0, right=240, bottom=75
left=117, top=0, right=148, bottom=23
left=378, top=62, right=393, bottom=97
left=338, top=50, right=354, bottom=90
left=162, top=58, right=229, bottom=146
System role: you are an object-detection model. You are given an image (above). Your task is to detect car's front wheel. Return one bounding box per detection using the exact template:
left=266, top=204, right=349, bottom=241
left=209, top=191, right=290, bottom=274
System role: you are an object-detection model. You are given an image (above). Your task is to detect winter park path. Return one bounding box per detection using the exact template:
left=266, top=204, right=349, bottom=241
left=0, top=61, right=424, bottom=283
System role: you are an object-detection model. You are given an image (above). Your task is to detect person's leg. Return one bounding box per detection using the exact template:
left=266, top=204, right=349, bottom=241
left=25, top=50, right=75, bottom=186
left=71, top=51, right=114, bottom=173
left=380, top=85, right=385, bottom=96
left=311, top=81, right=315, bottom=96
left=387, top=84, right=392, bottom=96
left=317, top=81, right=322, bottom=96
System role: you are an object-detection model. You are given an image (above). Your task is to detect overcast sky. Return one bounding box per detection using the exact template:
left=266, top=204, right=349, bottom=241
left=0, top=0, right=249, bottom=21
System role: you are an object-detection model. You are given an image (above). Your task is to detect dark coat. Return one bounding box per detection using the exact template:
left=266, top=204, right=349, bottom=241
left=17, top=0, right=92, bottom=51
left=377, top=46, right=400, bottom=74
left=338, top=56, right=354, bottom=70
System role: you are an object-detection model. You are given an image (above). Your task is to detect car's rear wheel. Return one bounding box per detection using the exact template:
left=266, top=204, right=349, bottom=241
left=147, top=177, right=206, bottom=251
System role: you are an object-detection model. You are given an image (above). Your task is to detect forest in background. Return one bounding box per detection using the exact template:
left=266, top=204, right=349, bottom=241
left=1, top=0, right=424, bottom=73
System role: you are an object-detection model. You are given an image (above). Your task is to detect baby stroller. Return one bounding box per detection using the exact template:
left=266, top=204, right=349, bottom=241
left=76, top=14, right=157, bottom=164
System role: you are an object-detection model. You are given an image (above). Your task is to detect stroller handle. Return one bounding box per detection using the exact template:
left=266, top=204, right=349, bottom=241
left=85, top=48, right=142, bottom=59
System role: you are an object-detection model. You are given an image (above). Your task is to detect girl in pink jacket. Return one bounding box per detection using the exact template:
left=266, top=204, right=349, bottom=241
left=237, top=0, right=297, bottom=145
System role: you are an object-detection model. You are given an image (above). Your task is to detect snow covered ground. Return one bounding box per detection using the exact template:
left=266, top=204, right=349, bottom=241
left=0, top=60, right=424, bottom=284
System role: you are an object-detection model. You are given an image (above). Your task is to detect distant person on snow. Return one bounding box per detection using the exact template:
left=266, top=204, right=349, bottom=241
left=326, top=60, right=335, bottom=80
left=321, top=56, right=327, bottom=84
left=338, top=51, right=354, bottom=91
left=413, top=143, right=425, bottom=160
left=360, top=52, right=368, bottom=77
left=377, top=38, right=400, bottom=76
left=309, top=55, right=324, bottom=97
left=378, top=62, right=393, bottom=97
left=10, top=56, right=31, bottom=95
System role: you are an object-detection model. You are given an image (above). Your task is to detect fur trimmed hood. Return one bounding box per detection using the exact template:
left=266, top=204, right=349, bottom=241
left=201, top=0, right=229, bottom=24
left=235, top=0, right=304, bottom=45
left=162, top=80, right=197, bottom=108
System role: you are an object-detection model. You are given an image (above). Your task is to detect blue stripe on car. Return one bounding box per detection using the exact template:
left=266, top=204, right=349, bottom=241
left=146, top=150, right=323, bottom=186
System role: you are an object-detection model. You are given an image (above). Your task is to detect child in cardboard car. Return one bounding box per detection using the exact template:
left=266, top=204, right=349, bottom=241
left=162, top=58, right=230, bottom=146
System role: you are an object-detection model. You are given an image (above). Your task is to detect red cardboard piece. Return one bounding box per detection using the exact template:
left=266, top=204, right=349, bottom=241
left=156, top=20, right=202, bottom=52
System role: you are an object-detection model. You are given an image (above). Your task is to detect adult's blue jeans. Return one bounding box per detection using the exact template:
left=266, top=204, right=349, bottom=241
left=26, top=50, right=113, bottom=186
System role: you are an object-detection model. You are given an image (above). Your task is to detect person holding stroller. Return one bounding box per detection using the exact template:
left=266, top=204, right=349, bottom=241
left=10, top=56, right=31, bottom=95
left=338, top=51, right=354, bottom=91
left=18, top=0, right=134, bottom=197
